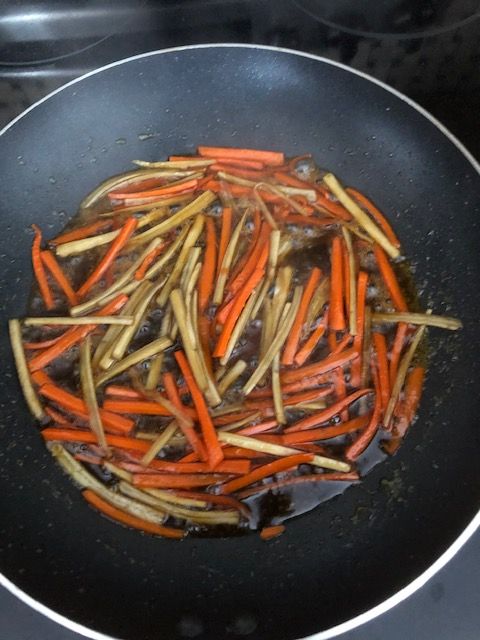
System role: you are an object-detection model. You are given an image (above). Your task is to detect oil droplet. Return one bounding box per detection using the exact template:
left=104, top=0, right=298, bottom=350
left=115, top=138, right=126, bottom=145
left=48, top=176, right=56, bottom=184
left=138, top=133, right=154, bottom=141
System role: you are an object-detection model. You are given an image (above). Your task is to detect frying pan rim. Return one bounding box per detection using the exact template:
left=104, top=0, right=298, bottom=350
left=0, top=42, right=478, bottom=640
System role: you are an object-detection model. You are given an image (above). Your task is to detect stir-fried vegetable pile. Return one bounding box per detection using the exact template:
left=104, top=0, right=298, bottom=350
left=9, top=145, right=462, bottom=539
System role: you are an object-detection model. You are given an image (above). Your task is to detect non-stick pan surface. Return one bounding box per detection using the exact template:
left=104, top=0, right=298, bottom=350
left=0, top=45, right=479, bottom=640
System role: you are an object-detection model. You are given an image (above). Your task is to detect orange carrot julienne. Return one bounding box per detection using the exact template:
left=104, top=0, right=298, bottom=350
left=282, top=347, right=359, bottom=385
left=393, top=366, right=425, bottom=438
left=50, top=220, right=112, bottom=246
left=283, top=215, right=333, bottom=227
left=282, top=267, right=322, bottom=365
left=28, top=294, right=127, bottom=371
left=282, top=414, right=370, bottom=445
left=104, top=385, right=144, bottom=399
left=316, top=193, right=351, bottom=221
left=198, top=217, right=217, bottom=312
left=23, top=329, right=72, bottom=350
left=284, top=388, right=372, bottom=434
left=174, top=350, right=224, bottom=469
left=40, top=249, right=78, bottom=306
left=260, top=525, right=285, bottom=540
left=212, top=157, right=265, bottom=170
left=212, top=411, right=260, bottom=426
left=237, top=420, right=278, bottom=436
left=82, top=489, right=184, bottom=539
left=245, top=386, right=332, bottom=411
left=39, top=385, right=134, bottom=434
left=31, top=369, right=54, bottom=386
left=102, top=400, right=173, bottom=417
left=41, top=428, right=149, bottom=452
left=345, top=369, right=382, bottom=461
left=294, top=319, right=327, bottom=366
left=134, top=244, right=165, bottom=280
left=45, top=406, right=69, bottom=425
left=216, top=206, right=232, bottom=279
left=116, top=454, right=250, bottom=475
left=31, top=224, right=54, bottom=310
left=237, top=472, right=360, bottom=499
left=346, top=187, right=401, bottom=249
left=248, top=375, right=330, bottom=398
left=133, top=473, right=225, bottom=489
left=373, top=244, right=408, bottom=312
left=109, top=178, right=198, bottom=200
left=162, top=372, right=207, bottom=460
left=175, top=491, right=251, bottom=518
left=273, top=171, right=314, bottom=190
left=222, top=447, right=264, bottom=460
left=329, top=236, right=345, bottom=331
left=330, top=332, right=352, bottom=356
left=218, top=453, right=314, bottom=495
left=77, top=217, right=138, bottom=298
left=225, top=218, right=267, bottom=301
left=350, top=271, right=368, bottom=388
left=389, top=322, right=408, bottom=387
left=198, top=146, right=285, bottom=166
left=372, top=332, right=390, bottom=411
left=213, top=267, right=265, bottom=358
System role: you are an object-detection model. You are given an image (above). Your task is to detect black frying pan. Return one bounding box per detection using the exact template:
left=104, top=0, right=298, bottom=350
left=0, top=45, right=479, bottom=640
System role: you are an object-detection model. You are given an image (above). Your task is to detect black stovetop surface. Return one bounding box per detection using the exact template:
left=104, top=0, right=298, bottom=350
left=0, top=2, right=479, bottom=639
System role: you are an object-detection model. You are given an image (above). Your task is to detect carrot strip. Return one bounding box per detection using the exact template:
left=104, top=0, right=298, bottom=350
left=282, top=267, right=322, bottom=365
left=31, top=224, right=54, bottom=310
left=350, top=271, right=368, bottom=387
left=117, top=455, right=250, bottom=475
left=373, top=245, right=408, bottom=312
left=260, top=525, right=285, bottom=540
left=39, top=385, right=134, bottom=434
left=389, top=322, right=408, bottom=387
left=213, top=411, right=260, bottom=426
left=134, top=244, right=165, bottom=280
left=345, top=370, right=382, bottom=460
left=212, top=157, right=265, bottom=170
left=133, top=473, right=224, bottom=489
left=213, top=268, right=265, bottom=357
left=346, top=188, right=401, bottom=249
left=218, top=453, right=313, bottom=494
left=327, top=332, right=348, bottom=420
left=23, top=329, right=71, bottom=350
left=173, top=491, right=251, bottom=518
left=393, top=366, right=425, bottom=438
left=283, top=215, right=332, bottom=227
left=238, top=420, right=278, bottom=436
left=41, top=428, right=150, bottom=452
left=102, top=400, right=173, bottom=416
left=237, top=472, right=360, bottom=498
left=282, top=414, right=370, bottom=445
left=216, top=206, right=232, bottom=280
left=316, top=193, right=351, bottom=221
left=372, top=332, right=390, bottom=411
left=163, top=372, right=207, bottom=460
left=222, top=447, right=264, bottom=460
left=245, top=386, right=331, bottom=411
left=248, top=375, right=329, bottom=398
left=224, top=220, right=267, bottom=302
left=174, top=351, right=224, bottom=469
left=329, top=236, right=345, bottom=331
left=198, top=146, right=284, bottom=167
left=77, top=217, right=138, bottom=298
left=281, top=347, right=359, bottom=384
left=104, top=385, right=144, bottom=399
left=273, top=171, right=314, bottom=190
left=45, top=406, right=69, bottom=425
left=28, top=294, right=127, bottom=371
left=284, top=389, right=371, bottom=433
left=294, top=320, right=327, bottom=366
left=50, top=220, right=112, bottom=246
left=82, top=489, right=183, bottom=538
left=40, top=250, right=78, bottom=306
left=198, top=217, right=217, bottom=312
left=109, top=178, right=198, bottom=200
